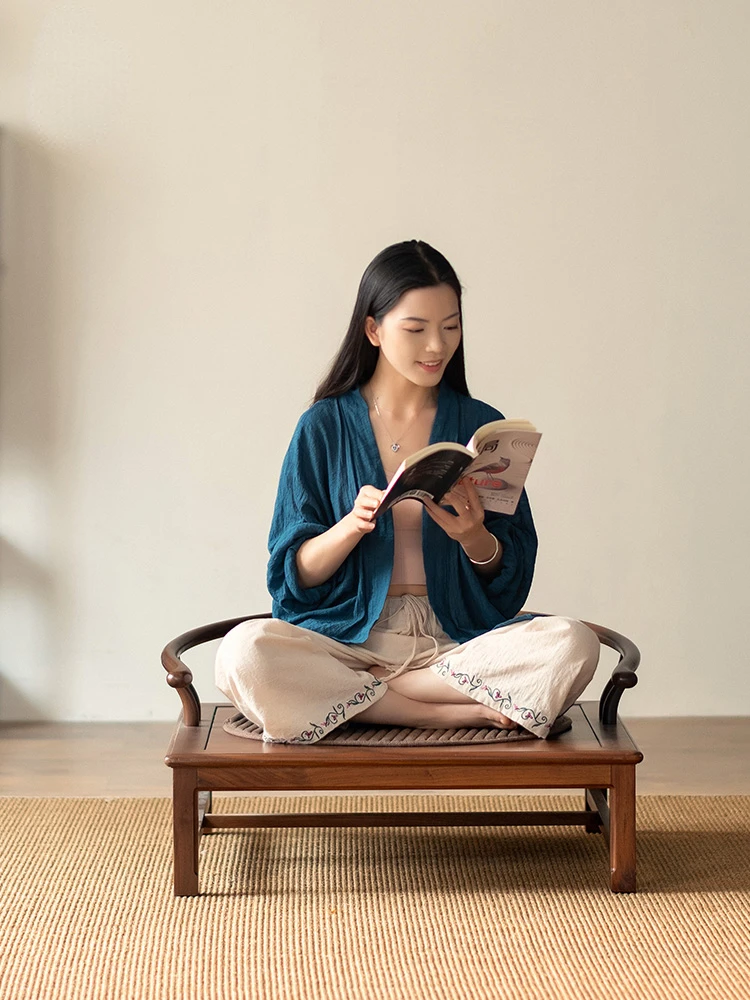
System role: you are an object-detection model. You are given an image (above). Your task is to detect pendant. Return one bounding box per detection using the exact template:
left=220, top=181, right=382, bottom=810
left=391, top=443, right=400, bottom=452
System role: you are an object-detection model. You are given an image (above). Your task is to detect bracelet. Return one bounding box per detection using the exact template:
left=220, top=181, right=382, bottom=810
left=467, top=533, right=500, bottom=565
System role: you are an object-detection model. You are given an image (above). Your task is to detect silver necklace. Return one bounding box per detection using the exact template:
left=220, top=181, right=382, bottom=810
left=372, top=394, right=428, bottom=452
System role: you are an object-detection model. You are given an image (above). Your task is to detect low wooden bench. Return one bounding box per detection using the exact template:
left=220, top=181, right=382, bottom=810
left=163, top=613, right=641, bottom=896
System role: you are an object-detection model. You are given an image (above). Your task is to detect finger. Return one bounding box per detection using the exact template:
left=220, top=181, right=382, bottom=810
left=422, top=503, right=444, bottom=526
left=448, top=487, right=469, bottom=507
left=443, top=491, right=469, bottom=514
left=456, top=479, right=479, bottom=513
left=424, top=503, right=462, bottom=539
left=422, top=498, right=448, bottom=526
left=358, top=497, right=379, bottom=510
left=460, top=477, right=480, bottom=502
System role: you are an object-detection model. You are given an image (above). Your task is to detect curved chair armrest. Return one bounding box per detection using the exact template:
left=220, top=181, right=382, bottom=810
left=161, top=613, right=272, bottom=727
left=580, top=620, right=641, bottom=725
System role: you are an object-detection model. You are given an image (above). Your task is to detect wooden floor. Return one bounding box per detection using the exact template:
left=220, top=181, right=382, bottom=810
left=0, top=716, right=748, bottom=796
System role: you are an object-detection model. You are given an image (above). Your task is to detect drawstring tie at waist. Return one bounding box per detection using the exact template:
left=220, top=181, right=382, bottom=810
left=375, top=594, right=441, bottom=679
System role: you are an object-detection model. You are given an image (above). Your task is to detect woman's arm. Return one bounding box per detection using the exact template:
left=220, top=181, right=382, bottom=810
left=422, top=477, right=503, bottom=576
left=458, top=524, right=504, bottom=575
left=295, top=485, right=383, bottom=589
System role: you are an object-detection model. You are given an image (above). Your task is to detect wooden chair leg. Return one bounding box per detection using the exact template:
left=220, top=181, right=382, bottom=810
left=584, top=788, right=604, bottom=833
left=609, top=764, right=637, bottom=893
left=173, top=768, right=200, bottom=897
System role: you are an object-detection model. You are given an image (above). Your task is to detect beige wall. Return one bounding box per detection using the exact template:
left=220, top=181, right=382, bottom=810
left=1, top=1, right=748, bottom=720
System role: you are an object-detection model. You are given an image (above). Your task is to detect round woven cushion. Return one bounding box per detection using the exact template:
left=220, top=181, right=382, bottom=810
left=222, top=713, right=573, bottom=745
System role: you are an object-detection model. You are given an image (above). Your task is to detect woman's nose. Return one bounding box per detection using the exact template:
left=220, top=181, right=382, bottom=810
left=426, top=330, right=447, bottom=353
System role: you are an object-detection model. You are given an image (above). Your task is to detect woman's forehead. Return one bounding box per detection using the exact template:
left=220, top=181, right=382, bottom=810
left=391, top=284, right=459, bottom=319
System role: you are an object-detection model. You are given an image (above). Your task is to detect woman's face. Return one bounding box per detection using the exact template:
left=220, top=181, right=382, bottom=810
left=365, top=284, right=462, bottom=388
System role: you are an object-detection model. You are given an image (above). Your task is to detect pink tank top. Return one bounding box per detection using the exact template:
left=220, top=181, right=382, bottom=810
left=366, top=390, right=435, bottom=588
left=390, top=499, right=427, bottom=586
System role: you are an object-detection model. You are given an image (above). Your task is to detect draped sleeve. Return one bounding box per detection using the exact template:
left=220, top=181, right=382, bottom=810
left=478, top=485, right=537, bottom=619
left=266, top=406, right=342, bottom=612
left=265, top=398, right=386, bottom=640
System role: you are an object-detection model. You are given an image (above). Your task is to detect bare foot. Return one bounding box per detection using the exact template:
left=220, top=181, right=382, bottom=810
left=369, top=666, right=518, bottom=726
left=480, top=706, right=518, bottom=729
left=358, top=687, right=519, bottom=730
left=430, top=700, right=519, bottom=730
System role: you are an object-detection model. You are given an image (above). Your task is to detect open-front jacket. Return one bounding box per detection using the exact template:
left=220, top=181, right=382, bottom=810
left=267, top=380, right=538, bottom=644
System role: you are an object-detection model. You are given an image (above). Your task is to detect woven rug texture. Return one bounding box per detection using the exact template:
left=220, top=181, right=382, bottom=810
left=1, top=794, right=749, bottom=1000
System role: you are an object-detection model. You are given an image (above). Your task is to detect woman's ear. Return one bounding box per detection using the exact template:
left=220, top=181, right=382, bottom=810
left=364, top=316, right=380, bottom=347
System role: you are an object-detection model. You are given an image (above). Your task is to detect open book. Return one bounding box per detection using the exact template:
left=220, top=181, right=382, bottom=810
left=373, top=419, right=541, bottom=518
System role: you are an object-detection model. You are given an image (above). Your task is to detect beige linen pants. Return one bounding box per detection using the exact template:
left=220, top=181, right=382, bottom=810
left=215, top=595, right=600, bottom=744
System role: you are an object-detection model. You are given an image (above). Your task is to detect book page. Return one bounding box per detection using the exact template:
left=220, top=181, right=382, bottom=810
left=466, top=419, right=537, bottom=455
left=463, top=428, right=542, bottom=514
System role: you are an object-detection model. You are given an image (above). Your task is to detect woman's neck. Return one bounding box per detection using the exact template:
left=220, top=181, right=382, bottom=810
left=364, top=371, right=439, bottom=419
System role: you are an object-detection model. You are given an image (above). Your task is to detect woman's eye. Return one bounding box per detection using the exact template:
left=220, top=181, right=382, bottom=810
left=405, top=326, right=459, bottom=333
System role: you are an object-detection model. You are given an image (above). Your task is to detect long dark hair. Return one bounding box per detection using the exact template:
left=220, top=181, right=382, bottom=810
left=313, top=240, right=470, bottom=402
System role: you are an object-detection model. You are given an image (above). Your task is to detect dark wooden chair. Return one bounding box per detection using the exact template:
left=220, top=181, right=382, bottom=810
left=163, top=613, right=641, bottom=897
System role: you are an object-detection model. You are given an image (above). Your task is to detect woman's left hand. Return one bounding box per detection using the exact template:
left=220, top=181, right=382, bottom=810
left=422, top=477, right=486, bottom=544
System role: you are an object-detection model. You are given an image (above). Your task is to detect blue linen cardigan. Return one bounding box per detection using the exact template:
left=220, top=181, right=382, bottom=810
left=266, top=380, right=538, bottom=645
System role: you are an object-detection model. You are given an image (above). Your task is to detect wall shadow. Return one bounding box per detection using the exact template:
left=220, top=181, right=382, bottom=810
left=0, top=127, right=65, bottom=720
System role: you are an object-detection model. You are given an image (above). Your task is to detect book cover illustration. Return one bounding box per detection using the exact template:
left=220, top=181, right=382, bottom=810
left=463, top=430, right=541, bottom=513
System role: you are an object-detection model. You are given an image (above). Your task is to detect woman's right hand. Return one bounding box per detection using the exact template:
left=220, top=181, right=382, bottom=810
left=346, top=485, right=385, bottom=536
left=297, top=484, right=384, bottom=589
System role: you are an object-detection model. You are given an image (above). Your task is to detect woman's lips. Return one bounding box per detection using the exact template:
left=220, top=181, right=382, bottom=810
left=417, top=361, right=443, bottom=372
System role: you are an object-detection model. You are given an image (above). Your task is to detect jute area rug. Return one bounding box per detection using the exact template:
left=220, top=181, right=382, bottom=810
left=1, top=795, right=749, bottom=1000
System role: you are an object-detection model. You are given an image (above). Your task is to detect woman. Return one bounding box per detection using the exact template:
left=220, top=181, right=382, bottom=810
left=216, top=240, right=599, bottom=743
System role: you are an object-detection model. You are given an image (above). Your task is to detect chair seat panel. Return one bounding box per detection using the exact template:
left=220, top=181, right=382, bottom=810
left=166, top=702, right=642, bottom=769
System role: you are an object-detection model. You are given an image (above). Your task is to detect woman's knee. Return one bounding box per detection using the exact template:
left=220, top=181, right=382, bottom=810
left=554, top=617, right=601, bottom=678
left=215, top=617, right=288, bottom=686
